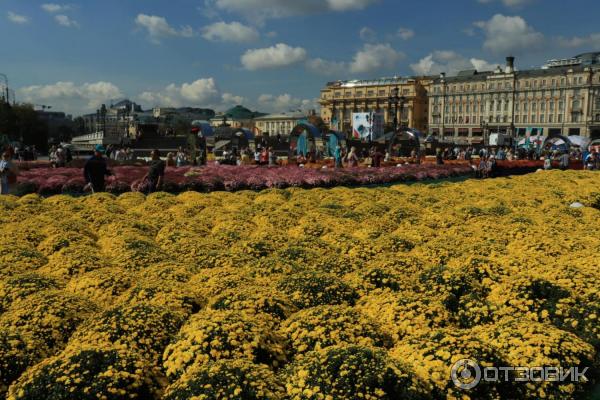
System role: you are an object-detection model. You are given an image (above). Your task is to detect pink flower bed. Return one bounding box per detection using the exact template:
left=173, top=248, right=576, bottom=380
left=12, top=163, right=474, bottom=196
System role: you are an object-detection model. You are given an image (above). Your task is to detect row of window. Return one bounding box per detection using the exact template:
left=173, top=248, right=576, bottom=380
left=434, top=76, right=592, bottom=94
left=432, top=89, right=585, bottom=104
left=434, top=99, right=580, bottom=114
left=432, top=113, right=576, bottom=125
left=332, top=88, right=412, bottom=99
left=258, top=121, right=296, bottom=132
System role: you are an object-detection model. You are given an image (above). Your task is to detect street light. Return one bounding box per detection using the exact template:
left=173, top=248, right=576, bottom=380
left=100, top=104, right=107, bottom=136
left=480, top=119, right=489, bottom=146
left=388, top=87, right=405, bottom=132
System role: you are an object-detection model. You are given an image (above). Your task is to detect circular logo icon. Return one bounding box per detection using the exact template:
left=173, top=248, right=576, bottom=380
left=451, top=359, right=481, bottom=390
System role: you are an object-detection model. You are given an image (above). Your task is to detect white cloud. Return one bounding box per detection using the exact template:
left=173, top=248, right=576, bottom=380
left=18, top=81, right=123, bottom=114
left=306, top=43, right=404, bottom=76
left=222, top=92, right=246, bottom=105
left=477, top=0, right=533, bottom=7
left=397, top=27, right=414, bottom=40
left=41, top=3, right=71, bottom=13
left=135, top=14, right=195, bottom=43
left=139, top=78, right=220, bottom=107
left=359, top=27, right=376, bottom=42
left=55, top=14, right=79, bottom=28
left=474, top=14, right=544, bottom=54
left=349, top=43, right=404, bottom=73
left=557, top=33, right=600, bottom=49
left=7, top=12, right=29, bottom=24
left=202, top=21, right=259, bottom=42
left=410, top=51, right=499, bottom=75
left=207, top=0, right=378, bottom=24
left=470, top=57, right=498, bottom=71
left=241, top=43, right=307, bottom=70
left=257, top=93, right=318, bottom=113
left=306, top=58, right=348, bottom=76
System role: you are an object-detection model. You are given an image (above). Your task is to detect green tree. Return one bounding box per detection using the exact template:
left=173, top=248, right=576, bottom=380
left=0, top=101, right=18, bottom=145
left=13, top=104, right=49, bottom=151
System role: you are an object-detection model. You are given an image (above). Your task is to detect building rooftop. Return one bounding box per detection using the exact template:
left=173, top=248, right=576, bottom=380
left=214, top=105, right=267, bottom=120
left=254, top=112, right=306, bottom=121
left=325, top=76, right=416, bottom=88
left=433, top=63, right=598, bottom=84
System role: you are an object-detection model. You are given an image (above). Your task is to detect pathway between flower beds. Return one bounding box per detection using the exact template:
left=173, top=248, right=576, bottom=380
left=13, top=160, right=558, bottom=196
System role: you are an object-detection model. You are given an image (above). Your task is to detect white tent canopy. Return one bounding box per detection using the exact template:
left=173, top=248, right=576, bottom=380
left=552, top=135, right=591, bottom=148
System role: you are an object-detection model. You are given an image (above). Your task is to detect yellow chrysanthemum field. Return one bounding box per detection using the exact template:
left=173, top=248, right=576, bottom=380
left=0, top=171, right=599, bottom=400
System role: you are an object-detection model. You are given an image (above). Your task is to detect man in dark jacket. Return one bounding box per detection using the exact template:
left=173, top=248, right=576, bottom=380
left=143, top=149, right=166, bottom=193
left=83, top=145, right=112, bottom=192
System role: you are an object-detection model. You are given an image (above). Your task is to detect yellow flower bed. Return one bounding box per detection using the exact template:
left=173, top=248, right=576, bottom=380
left=0, top=171, right=599, bottom=399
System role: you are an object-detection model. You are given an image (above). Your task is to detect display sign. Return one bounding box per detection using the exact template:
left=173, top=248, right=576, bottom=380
left=352, top=112, right=384, bottom=140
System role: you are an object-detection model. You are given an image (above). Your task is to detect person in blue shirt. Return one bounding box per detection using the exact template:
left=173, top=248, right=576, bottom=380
left=334, top=144, right=343, bottom=168
left=83, top=145, right=112, bottom=192
left=0, top=151, right=16, bottom=195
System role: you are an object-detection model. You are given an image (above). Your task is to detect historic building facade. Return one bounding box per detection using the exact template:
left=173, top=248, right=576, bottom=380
left=253, top=112, right=306, bottom=136
left=428, top=53, right=600, bottom=144
left=319, top=77, right=431, bottom=134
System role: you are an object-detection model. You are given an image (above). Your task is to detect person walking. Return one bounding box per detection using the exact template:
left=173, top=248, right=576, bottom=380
left=268, top=147, right=277, bottom=166
left=435, top=148, right=444, bottom=165
left=143, top=149, right=166, bottom=193
left=0, top=151, right=17, bottom=195
left=254, top=149, right=261, bottom=165
left=559, top=152, right=570, bottom=171
left=347, top=147, right=359, bottom=168
left=83, top=145, right=112, bottom=192
left=544, top=154, right=553, bottom=170
left=334, top=144, right=343, bottom=168
left=372, top=147, right=384, bottom=168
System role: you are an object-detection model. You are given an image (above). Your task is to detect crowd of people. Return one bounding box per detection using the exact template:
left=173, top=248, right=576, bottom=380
left=83, top=145, right=165, bottom=194
left=0, top=141, right=599, bottom=195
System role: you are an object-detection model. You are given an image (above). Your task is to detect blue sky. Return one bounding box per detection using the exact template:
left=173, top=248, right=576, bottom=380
left=1, top=0, right=599, bottom=116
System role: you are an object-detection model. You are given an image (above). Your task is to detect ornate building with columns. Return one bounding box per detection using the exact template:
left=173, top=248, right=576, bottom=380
left=428, top=53, right=600, bottom=144
left=319, top=77, right=431, bottom=134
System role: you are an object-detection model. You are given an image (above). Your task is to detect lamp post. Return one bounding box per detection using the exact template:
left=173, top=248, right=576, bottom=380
left=480, top=119, right=489, bottom=147
left=388, top=87, right=400, bottom=132
left=399, top=95, right=407, bottom=130
left=100, top=104, right=107, bottom=136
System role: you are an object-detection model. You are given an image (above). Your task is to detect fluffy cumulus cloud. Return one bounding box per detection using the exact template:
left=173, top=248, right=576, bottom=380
left=306, top=43, right=403, bottom=76
left=7, top=11, right=29, bottom=24
left=474, top=14, right=544, bottom=54
left=55, top=14, right=79, bottom=28
left=410, top=50, right=499, bottom=75
left=305, top=58, right=348, bottom=76
left=138, top=78, right=220, bottom=108
left=202, top=21, right=259, bottom=42
left=206, top=0, right=378, bottom=23
left=257, top=94, right=318, bottom=113
left=241, top=43, right=307, bottom=70
left=135, top=14, right=195, bottom=43
left=558, top=33, right=600, bottom=49
left=349, top=43, right=404, bottom=73
left=477, top=0, right=533, bottom=7
left=359, top=27, right=376, bottom=42
left=18, top=81, right=123, bottom=114
left=221, top=92, right=246, bottom=105
left=397, top=27, right=414, bottom=40
left=41, top=3, right=72, bottom=13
